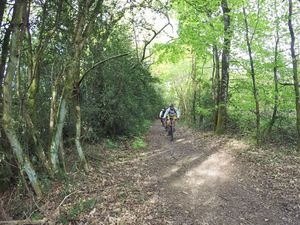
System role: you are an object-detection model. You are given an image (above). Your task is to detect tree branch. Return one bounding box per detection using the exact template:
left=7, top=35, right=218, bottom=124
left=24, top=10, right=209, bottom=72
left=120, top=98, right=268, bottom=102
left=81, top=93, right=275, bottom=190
left=250, top=0, right=261, bottom=43
left=140, top=22, right=170, bottom=62
left=278, top=81, right=300, bottom=87
left=78, top=53, right=129, bottom=86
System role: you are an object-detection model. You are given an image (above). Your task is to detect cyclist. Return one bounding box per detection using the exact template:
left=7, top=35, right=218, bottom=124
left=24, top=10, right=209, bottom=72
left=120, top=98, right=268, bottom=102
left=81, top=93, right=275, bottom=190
left=163, top=104, right=180, bottom=120
left=159, top=108, right=167, bottom=127
left=163, top=104, right=180, bottom=135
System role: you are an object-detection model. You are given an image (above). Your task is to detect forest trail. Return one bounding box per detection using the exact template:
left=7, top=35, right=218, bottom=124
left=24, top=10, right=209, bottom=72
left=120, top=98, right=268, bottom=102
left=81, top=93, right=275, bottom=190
left=132, top=121, right=298, bottom=225
left=23, top=121, right=298, bottom=225
left=78, top=120, right=298, bottom=225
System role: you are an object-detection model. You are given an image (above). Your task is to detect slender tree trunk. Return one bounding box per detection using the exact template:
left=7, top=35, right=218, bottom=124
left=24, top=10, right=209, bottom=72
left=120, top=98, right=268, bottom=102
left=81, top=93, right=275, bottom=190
left=0, top=0, right=6, bottom=28
left=72, top=40, right=89, bottom=172
left=25, top=0, right=38, bottom=124
left=0, top=23, right=11, bottom=149
left=2, top=0, right=42, bottom=197
left=75, top=94, right=89, bottom=172
left=216, top=0, right=232, bottom=134
left=268, top=18, right=280, bottom=134
left=50, top=94, right=67, bottom=173
left=0, top=27, right=11, bottom=110
left=49, top=66, right=60, bottom=149
left=243, top=8, right=260, bottom=144
left=72, top=21, right=89, bottom=170
left=191, top=51, right=197, bottom=124
left=14, top=0, right=53, bottom=175
left=59, top=139, right=66, bottom=173
left=213, top=45, right=220, bottom=131
left=23, top=108, right=52, bottom=175
left=26, top=0, right=62, bottom=124
left=288, top=0, right=300, bottom=151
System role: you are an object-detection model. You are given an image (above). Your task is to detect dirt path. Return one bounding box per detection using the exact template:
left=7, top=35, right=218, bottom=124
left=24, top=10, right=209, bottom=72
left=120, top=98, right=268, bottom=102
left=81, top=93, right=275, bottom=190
left=2, top=121, right=299, bottom=224
left=120, top=121, right=299, bottom=225
left=30, top=121, right=298, bottom=225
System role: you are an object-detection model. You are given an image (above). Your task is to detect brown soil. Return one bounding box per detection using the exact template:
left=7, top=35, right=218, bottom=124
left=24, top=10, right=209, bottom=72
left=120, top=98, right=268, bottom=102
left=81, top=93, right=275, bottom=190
left=1, top=121, right=299, bottom=224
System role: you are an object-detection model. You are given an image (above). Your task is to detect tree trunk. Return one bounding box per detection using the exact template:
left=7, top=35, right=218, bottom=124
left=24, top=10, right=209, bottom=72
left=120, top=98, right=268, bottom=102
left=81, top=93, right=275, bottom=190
left=50, top=94, right=67, bottom=173
left=0, top=0, right=6, bottom=28
left=212, top=45, right=220, bottom=131
left=59, top=139, right=66, bottom=173
left=0, top=26, right=11, bottom=111
left=191, top=51, right=197, bottom=124
left=288, top=0, right=300, bottom=151
left=26, top=0, right=62, bottom=124
left=49, top=67, right=60, bottom=149
left=215, top=0, right=232, bottom=134
left=75, top=95, right=89, bottom=172
left=49, top=0, right=103, bottom=173
left=243, top=8, right=260, bottom=144
left=23, top=108, right=52, bottom=175
left=268, top=13, right=280, bottom=134
left=2, top=0, right=42, bottom=197
left=0, top=23, right=11, bottom=150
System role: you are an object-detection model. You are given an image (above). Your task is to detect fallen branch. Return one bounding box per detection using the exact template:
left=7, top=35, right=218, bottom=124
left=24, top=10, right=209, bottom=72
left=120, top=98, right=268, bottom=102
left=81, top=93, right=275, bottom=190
left=0, top=218, right=47, bottom=225
left=56, top=190, right=83, bottom=209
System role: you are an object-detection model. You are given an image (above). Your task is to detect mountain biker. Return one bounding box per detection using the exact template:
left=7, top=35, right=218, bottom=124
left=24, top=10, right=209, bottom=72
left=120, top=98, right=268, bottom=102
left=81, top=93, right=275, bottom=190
left=159, top=108, right=166, bottom=127
left=163, top=104, right=180, bottom=120
left=163, top=104, right=180, bottom=137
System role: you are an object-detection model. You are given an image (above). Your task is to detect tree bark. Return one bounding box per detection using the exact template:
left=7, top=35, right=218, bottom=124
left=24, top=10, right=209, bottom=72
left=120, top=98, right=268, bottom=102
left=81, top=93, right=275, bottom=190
left=243, top=7, right=260, bottom=144
left=215, top=0, right=232, bottom=134
left=49, top=0, right=103, bottom=173
left=0, top=0, right=6, bottom=29
left=0, top=26, right=11, bottom=111
left=191, top=51, right=197, bottom=124
left=212, top=45, right=220, bottom=131
left=50, top=95, right=67, bottom=173
left=23, top=108, right=53, bottom=175
left=288, top=0, right=300, bottom=151
left=268, top=38, right=279, bottom=134
left=75, top=95, right=89, bottom=172
left=2, top=0, right=42, bottom=197
left=268, top=4, right=280, bottom=134
left=59, top=139, right=66, bottom=173
left=26, top=0, right=62, bottom=124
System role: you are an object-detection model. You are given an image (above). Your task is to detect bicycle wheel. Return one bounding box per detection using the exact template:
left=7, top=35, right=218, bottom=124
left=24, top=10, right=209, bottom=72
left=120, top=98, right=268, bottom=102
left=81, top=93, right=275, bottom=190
left=169, top=123, right=173, bottom=141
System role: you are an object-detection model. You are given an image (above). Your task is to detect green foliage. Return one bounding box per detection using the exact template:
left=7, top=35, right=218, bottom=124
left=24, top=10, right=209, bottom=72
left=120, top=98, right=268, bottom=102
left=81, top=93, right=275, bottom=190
left=81, top=25, right=163, bottom=138
left=58, top=199, right=96, bottom=224
left=132, top=136, right=146, bottom=150
left=153, top=42, right=186, bottom=63
left=150, top=0, right=300, bottom=147
left=31, top=212, right=44, bottom=221
left=106, top=139, right=119, bottom=149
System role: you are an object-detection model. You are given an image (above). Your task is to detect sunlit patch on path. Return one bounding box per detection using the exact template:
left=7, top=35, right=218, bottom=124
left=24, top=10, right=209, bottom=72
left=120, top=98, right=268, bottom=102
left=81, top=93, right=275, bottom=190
left=174, top=151, right=234, bottom=189
left=138, top=121, right=297, bottom=225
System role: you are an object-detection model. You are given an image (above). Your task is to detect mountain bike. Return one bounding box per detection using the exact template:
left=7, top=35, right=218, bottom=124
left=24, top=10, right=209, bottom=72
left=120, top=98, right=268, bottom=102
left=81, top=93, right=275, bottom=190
left=161, top=117, right=166, bottom=129
left=166, top=117, right=176, bottom=141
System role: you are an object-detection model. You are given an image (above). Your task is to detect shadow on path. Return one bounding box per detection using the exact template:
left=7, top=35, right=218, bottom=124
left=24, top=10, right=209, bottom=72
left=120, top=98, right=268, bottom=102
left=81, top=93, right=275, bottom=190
left=141, top=121, right=297, bottom=225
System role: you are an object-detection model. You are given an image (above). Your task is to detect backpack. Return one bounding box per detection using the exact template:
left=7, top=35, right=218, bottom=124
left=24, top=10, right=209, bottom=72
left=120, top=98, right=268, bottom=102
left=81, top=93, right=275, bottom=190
left=161, top=109, right=166, bottom=118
